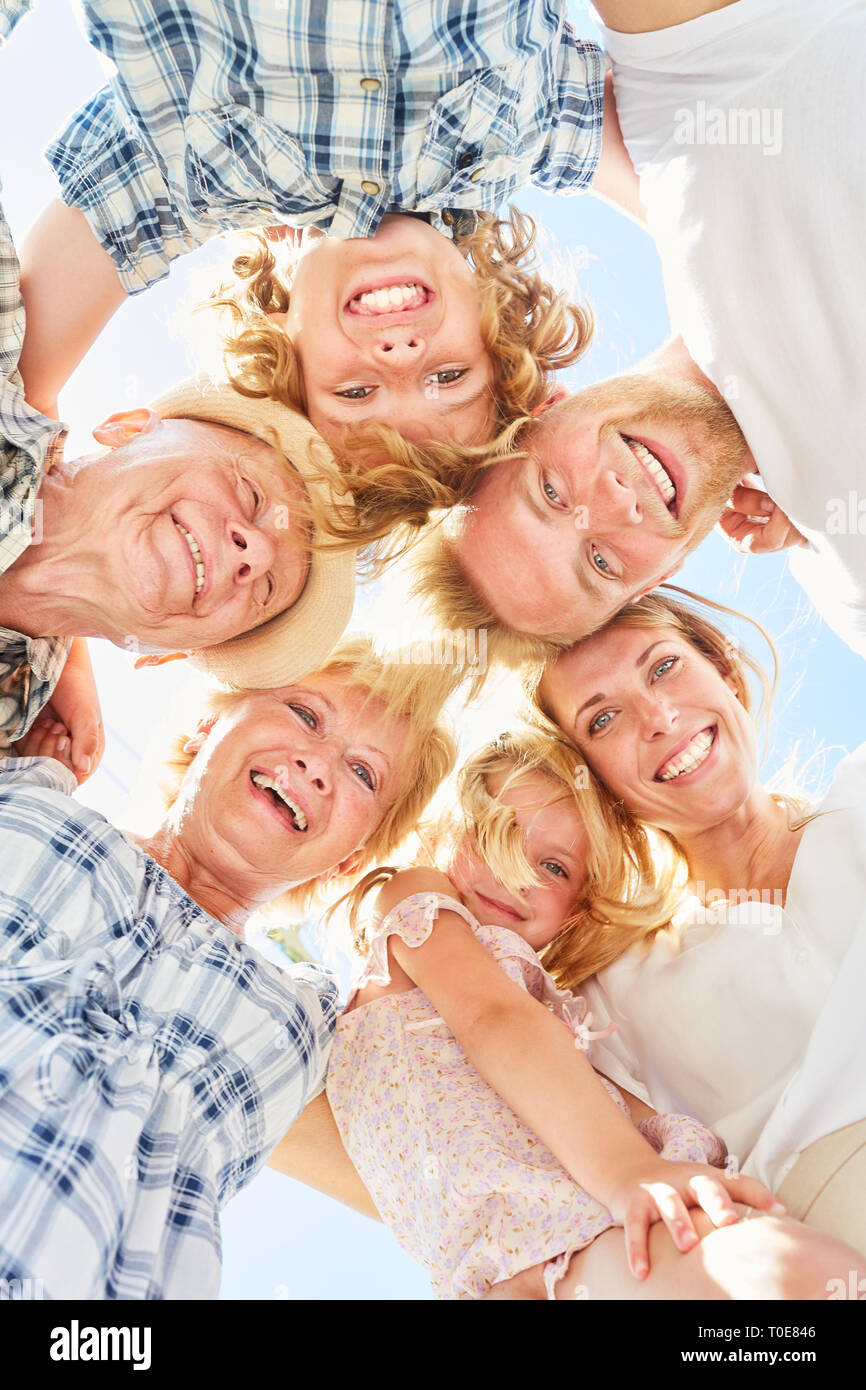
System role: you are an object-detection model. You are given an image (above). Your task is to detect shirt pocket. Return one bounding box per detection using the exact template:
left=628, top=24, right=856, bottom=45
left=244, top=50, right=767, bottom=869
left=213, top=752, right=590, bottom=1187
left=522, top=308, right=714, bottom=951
left=414, top=59, right=537, bottom=207
left=181, top=105, right=339, bottom=232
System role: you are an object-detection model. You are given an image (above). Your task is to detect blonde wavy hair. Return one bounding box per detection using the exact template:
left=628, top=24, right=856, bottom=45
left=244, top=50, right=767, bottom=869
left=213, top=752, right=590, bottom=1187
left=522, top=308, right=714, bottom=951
left=527, top=586, right=816, bottom=844
left=337, top=726, right=684, bottom=993
left=201, top=209, right=592, bottom=569
left=159, top=637, right=459, bottom=918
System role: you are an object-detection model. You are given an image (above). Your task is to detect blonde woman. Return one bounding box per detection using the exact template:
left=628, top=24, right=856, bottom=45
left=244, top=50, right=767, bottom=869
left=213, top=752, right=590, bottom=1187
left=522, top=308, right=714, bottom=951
left=0, top=640, right=457, bottom=1299
left=277, top=729, right=864, bottom=1300
left=532, top=591, right=866, bottom=1257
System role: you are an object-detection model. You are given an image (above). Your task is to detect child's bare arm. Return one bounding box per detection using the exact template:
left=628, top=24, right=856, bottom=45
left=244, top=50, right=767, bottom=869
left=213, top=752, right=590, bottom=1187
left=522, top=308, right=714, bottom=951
left=268, top=1093, right=381, bottom=1220
left=384, top=889, right=783, bottom=1277
left=592, top=0, right=737, bottom=32
left=18, top=201, right=127, bottom=417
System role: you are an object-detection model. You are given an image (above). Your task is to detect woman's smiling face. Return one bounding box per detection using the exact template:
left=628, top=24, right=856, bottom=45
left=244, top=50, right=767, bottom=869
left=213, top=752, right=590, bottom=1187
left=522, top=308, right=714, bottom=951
left=177, top=672, right=410, bottom=895
left=539, top=625, right=759, bottom=840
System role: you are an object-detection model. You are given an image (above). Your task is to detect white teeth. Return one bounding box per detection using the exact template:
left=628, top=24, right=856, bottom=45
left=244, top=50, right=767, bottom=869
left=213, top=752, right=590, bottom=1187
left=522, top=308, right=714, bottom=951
left=657, top=728, right=715, bottom=782
left=251, top=772, right=308, bottom=830
left=174, top=521, right=205, bottom=596
left=353, top=282, right=425, bottom=311
left=627, top=438, right=677, bottom=508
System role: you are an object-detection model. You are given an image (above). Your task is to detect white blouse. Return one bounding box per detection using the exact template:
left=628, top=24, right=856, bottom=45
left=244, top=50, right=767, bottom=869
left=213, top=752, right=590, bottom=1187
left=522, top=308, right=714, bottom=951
left=583, top=744, right=866, bottom=1190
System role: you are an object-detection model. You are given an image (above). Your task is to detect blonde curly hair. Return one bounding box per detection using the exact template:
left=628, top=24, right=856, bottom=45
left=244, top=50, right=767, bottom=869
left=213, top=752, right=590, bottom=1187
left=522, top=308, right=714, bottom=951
left=201, top=209, right=593, bottom=568
left=159, top=637, right=459, bottom=918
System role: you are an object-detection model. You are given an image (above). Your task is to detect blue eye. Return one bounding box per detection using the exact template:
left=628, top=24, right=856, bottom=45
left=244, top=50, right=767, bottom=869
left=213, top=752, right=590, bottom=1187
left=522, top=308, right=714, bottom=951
left=542, top=478, right=562, bottom=505
left=652, top=656, right=679, bottom=680
left=289, top=703, right=317, bottom=728
left=588, top=709, right=615, bottom=735
left=591, top=546, right=612, bottom=574
left=351, top=760, right=375, bottom=791
left=542, top=860, right=568, bottom=879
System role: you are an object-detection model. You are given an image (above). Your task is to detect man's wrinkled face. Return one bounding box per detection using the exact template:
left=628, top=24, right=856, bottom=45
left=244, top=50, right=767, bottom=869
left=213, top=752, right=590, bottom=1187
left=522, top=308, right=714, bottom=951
left=87, top=419, right=310, bottom=650
left=453, top=374, right=751, bottom=637
left=282, top=216, right=497, bottom=448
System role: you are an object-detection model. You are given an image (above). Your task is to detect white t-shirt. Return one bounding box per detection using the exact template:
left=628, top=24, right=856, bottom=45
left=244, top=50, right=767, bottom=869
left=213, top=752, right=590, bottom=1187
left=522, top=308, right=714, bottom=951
left=583, top=743, right=866, bottom=1189
left=599, top=0, right=866, bottom=657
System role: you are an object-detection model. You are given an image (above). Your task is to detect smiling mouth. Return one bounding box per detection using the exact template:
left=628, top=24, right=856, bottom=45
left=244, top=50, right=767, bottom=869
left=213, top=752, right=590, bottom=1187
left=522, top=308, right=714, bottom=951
left=475, top=889, right=526, bottom=922
left=345, top=280, right=432, bottom=316
left=250, top=771, right=309, bottom=831
left=173, top=518, right=205, bottom=598
left=655, top=726, right=716, bottom=782
left=624, top=437, right=678, bottom=515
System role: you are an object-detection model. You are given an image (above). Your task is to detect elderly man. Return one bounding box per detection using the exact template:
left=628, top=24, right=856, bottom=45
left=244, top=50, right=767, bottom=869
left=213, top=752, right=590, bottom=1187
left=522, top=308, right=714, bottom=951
left=0, top=199, right=355, bottom=774
left=418, top=0, right=866, bottom=667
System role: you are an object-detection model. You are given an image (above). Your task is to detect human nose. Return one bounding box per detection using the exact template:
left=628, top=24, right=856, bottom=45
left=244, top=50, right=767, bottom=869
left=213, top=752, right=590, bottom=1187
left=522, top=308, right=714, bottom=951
left=290, top=743, right=334, bottom=794
left=596, top=466, right=642, bottom=526
left=637, top=688, right=679, bottom=739
left=368, top=330, right=427, bottom=370
left=229, top=521, right=275, bottom=584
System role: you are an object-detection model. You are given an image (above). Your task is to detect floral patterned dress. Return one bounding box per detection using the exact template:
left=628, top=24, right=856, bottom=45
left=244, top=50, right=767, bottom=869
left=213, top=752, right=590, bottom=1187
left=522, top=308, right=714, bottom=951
left=326, top=892, right=725, bottom=1300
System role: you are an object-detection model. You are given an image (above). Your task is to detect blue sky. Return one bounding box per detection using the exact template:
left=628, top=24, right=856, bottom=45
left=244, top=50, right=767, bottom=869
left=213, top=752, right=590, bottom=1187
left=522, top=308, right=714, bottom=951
left=1, top=2, right=862, bottom=1300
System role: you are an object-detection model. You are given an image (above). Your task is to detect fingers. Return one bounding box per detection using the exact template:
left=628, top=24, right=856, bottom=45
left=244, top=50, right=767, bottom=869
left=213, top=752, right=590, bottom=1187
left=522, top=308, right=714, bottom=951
left=718, top=1173, right=787, bottom=1217
left=686, top=1174, right=742, bottom=1228
left=68, top=712, right=105, bottom=781
left=719, top=489, right=809, bottom=554
left=17, top=720, right=76, bottom=773
left=625, top=1187, right=699, bottom=1278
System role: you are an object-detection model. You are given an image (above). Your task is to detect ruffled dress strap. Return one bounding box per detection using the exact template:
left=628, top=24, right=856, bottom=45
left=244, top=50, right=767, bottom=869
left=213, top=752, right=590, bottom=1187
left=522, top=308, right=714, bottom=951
left=357, top=891, right=481, bottom=990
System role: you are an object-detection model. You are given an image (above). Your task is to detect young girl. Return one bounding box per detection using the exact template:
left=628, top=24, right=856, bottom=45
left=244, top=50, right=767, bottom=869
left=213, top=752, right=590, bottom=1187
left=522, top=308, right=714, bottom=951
left=324, top=729, right=787, bottom=1300
left=202, top=208, right=591, bottom=564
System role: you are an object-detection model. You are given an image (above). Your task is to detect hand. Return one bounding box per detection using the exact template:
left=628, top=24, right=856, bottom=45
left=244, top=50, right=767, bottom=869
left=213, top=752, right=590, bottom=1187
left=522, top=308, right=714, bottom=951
left=718, top=484, right=809, bottom=554
left=13, top=638, right=105, bottom=783
left=605, top=1158, right=786, bottom=1279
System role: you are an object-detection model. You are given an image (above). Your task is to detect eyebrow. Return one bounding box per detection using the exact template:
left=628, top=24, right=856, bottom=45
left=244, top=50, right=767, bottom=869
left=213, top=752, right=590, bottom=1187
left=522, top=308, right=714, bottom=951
left=573, top=640, right=669, bottom=723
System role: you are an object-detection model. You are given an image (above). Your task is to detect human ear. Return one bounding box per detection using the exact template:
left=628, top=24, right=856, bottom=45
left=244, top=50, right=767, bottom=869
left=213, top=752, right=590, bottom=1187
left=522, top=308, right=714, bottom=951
left=327, top=848, right=366, bottom=881
left=531, top=384, right=570, bottom=418
left=92, top=408, right=161, bottom=448
left=133, top=652, right=190, bottom=670
left=182, top=714, right=220, bottom=757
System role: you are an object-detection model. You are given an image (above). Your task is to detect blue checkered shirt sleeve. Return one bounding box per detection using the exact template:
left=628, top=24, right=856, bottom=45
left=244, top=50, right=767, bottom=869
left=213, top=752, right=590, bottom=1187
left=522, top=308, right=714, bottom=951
left=41, top=0, right=605, bottom=293
left=0, top=196, right=70, bottom=744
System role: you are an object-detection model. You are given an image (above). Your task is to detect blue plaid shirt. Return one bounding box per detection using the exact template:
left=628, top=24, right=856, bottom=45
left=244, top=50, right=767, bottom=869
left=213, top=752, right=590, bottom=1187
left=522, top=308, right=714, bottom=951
left=0, top=757, right=338, bottom=1298
left=0, top=192, right=69, bottom=746
left=1, top=0, right=604, bottom=292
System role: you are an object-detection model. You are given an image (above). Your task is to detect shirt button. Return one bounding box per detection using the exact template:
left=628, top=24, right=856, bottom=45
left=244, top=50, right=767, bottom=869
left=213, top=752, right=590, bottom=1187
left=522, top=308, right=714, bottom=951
left=360, top=77, right=381, bottom=92
left=360, top=180, right=381, bottom=196
left=457, top=148, right=479, bottom=170
left=469, top=167, right=485, bottom=182
left=441, top=210, right=454, bottom=226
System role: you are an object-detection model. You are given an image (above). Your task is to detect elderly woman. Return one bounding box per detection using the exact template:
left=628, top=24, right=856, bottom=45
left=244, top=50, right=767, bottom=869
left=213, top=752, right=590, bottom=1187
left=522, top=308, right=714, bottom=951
left=0, top=638, right=457, bottom=1299
left=2, top=189, right=355, bottom=773
left=532, top=591, right=866, bottom=1257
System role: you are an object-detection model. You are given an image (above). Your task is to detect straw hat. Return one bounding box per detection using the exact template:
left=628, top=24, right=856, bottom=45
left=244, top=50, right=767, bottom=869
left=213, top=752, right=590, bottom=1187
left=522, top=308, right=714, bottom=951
left=151, top=377, right=356, bottom=689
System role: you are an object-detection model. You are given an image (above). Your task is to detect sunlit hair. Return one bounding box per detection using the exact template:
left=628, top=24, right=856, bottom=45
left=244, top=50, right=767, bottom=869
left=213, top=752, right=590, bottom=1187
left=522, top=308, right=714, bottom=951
left=159, top=637, right=458, bottom=916
left=200, top=209, right=592, bottom=566
left=408, top=504, right=577, bottom=672
left=335, top=727, right=684, bottom=993
left=526, top=585, right=815, bottom=835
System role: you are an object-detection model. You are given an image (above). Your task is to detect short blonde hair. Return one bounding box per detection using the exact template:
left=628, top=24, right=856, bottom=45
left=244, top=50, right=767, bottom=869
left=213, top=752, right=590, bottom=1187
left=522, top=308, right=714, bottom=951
left=338, top=726, right=683, bottom=992
left=161, top=638, right=459, bottom=916
left=200, top=209, right=593, bottom=566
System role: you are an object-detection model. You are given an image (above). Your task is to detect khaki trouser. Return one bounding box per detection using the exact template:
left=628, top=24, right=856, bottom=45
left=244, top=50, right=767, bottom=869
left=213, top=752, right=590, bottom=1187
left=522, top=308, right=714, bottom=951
left=776, top=1119, right=866, bottom=1260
